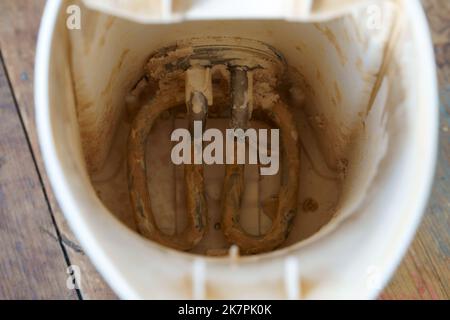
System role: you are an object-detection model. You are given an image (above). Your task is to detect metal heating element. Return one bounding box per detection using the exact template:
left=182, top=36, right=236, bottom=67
left=127, top=38, right=300, bottom=255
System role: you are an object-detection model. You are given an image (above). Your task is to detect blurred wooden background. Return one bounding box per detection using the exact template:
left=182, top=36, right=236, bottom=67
left=0, top=0, right=448, bottom=299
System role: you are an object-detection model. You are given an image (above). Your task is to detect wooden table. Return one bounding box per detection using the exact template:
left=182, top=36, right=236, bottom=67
left=0, top=0, right=448, bottom=300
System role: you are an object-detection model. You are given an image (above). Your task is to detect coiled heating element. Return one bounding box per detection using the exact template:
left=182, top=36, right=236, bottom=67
left=127, top=38, right=300, bottom=255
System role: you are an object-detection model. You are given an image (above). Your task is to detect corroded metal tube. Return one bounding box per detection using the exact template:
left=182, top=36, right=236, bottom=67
left=222, top=69, right=300, bottom=254
left=128, top=66, right=211, bottom=251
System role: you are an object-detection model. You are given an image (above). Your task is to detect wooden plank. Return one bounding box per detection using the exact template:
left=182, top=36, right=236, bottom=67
left=381, top=0, right=450, bottom=300
left=0, top=0, right=117, bottom=299
left=0, top=55, right=77, bottom=299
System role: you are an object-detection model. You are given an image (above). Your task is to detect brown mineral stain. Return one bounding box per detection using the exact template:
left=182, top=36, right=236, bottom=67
left=303, top=198, right=319, bottom=212
left=333, top=81, right=342, bottom=105
left=101, top=49, right=130, bottom=96
left=295, top=40, right=308, bottom=54
left=81, top=10, right=102, bottom=55
left=363, top=71, right=375, bottom=84
left=99, top=17, right=115, bottom=47
left=104, top=16, right=115, bottom=30
left=78, top=100, right=93, bottom=112
left=314, top=24, right=347, bottom=65
left=331, top=96, right=337, bottom=107
left=310, top=114, right=326, bottom=129
left=356, top=57, right=364, bottom=73
left=337, top=158, right=349, bottom=179
left=301, top=278, right=315, bottom=297
left=342, top=27, right=350, bottom=43
left=172, top=0, right=194, bottom=12
left=316, top=69, right=324, bottom=85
